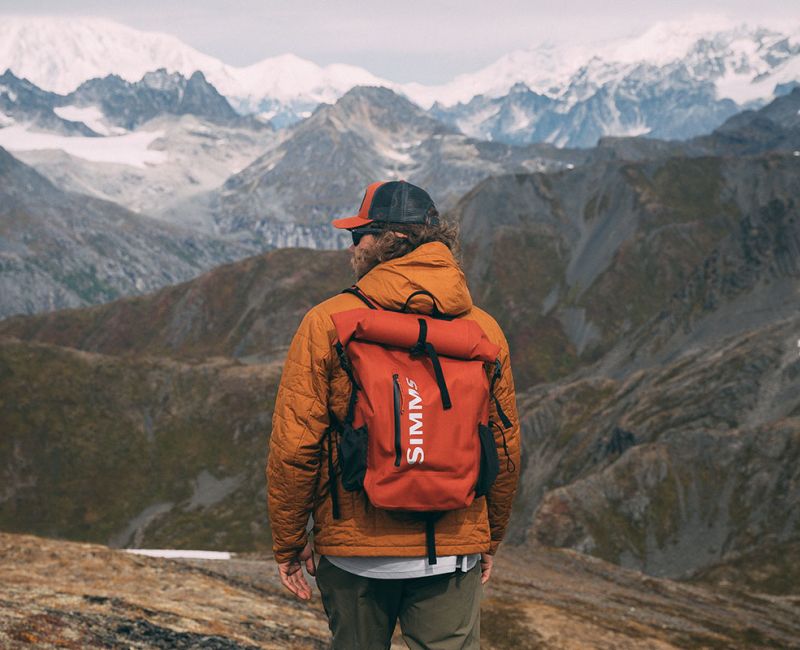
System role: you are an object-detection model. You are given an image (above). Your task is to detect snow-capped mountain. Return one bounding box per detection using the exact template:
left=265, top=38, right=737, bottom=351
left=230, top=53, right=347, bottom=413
left=1, top=16, right=798, bottom=145
left=0, top=67, right=255, bottom=135
left=0, top=17, right=235, bottom=95
left=0, top=69, right=275, bottom=216
left=405, top=19, right=800, bottom=108
left=0, top=16, right=387, bottom=124
left=66, top=69, right=249, bottom=130
left=0, top=70, right=97, bottom=135
left=424, top=20, right=800, bottom=147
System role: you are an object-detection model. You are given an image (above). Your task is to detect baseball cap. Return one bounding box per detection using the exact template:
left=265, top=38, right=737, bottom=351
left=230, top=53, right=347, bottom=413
left=331, top=181, right=438, bottom=230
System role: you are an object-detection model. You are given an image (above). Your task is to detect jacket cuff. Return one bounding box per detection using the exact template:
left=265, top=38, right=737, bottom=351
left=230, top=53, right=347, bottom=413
left=273, top=539, right=307, bottom=564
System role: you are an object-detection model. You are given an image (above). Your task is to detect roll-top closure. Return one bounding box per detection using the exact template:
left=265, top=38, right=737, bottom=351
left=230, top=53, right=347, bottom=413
left=331, top=308, right=500, bottom=362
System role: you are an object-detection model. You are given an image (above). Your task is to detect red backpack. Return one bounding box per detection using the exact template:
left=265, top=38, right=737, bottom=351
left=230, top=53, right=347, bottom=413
left=327, top=287, right=513, bottom=564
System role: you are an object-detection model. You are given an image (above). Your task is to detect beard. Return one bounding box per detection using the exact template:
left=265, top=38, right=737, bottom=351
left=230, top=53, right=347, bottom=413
left=351, top=245, right=380, bottom=279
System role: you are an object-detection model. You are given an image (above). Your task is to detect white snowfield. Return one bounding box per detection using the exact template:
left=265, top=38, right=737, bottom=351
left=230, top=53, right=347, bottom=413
left=53, top=104, right=127, bottom=136
left=0, top=125, right=166, bottom=168
left=0, top=15, right=797, bottom=112
left=125, top=549, right=232, bottom=560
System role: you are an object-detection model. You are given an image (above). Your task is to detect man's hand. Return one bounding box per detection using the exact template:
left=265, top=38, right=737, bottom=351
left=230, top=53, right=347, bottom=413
left=277, top=542, right=316, bottom=600
left=480, top=552, right=493, bottom=585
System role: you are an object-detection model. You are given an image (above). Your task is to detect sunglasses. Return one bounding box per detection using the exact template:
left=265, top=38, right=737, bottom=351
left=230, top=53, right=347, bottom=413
left=350, top=227, right=384, bottom=246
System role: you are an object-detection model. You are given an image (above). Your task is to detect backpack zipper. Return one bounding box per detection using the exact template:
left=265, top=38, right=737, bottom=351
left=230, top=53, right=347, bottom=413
left=393, top=373, right=402, bottom=467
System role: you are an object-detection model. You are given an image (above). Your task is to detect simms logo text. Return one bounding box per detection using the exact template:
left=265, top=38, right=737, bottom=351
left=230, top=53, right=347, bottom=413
left=405, top=377, right=424, bottom=464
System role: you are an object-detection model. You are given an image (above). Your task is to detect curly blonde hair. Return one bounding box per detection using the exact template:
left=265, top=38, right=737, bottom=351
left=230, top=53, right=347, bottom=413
left=353, top=211, right=461, bottom=279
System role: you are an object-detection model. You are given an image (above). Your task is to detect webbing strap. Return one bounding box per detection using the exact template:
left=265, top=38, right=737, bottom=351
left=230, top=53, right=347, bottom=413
left=490, top=359, right=512, bottom=428
left=342, top=286, right=378, bottom=309
left=335, top=341, right=360, bottom=425
left=411, top=318, right=428, bottom=351
left=410, top=319, right=452, bottom=410
left=425, top=343, right=452, bottom=410
left=425, top=518, right=437, bottom=565
left=335, top=342, right=358, bottom=387
left=490, top=420, right=516, bottom=473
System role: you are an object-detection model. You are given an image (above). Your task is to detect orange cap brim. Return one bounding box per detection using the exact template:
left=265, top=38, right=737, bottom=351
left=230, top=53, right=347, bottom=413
left=331, top=215, right=374, bottom=229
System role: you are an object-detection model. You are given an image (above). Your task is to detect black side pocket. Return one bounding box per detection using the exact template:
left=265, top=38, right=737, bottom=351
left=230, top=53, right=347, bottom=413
left=339, top=423, right=368, bottom=491
left=476, top=423, right=500, bottom=497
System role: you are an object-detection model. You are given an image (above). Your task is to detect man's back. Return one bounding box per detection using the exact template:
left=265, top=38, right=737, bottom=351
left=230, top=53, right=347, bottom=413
left=267, top=181, right=520, bottom=648
left=268, top=242, right=518, bottom=560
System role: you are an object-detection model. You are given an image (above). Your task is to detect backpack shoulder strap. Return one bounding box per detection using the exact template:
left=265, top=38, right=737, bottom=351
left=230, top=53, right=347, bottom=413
left=342, top=285, right=379, bottom=310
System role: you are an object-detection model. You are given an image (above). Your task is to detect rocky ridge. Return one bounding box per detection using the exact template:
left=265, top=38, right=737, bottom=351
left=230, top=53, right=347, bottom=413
left=0, top=70, right=96, bottom=136
left=64, top=69, right=261, bottom=131
left=1, top=68, right=256, bottom=136
left=0, top=147, right=258, bottom=318
left=164, top=86, right=581, bottom=249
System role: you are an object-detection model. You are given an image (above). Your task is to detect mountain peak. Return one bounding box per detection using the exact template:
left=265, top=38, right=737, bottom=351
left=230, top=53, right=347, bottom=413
left=141, top=68, right=185, bottom=91
left=0, top=16, right=223, bottom=94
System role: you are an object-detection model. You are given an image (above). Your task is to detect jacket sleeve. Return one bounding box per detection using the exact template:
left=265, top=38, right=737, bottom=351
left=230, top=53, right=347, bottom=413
left=487, top=332, right=521, bottom=554
left=267, top=308, right=331, bottom=563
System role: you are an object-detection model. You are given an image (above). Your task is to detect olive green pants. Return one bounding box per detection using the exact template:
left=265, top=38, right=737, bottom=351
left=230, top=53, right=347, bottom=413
left=315, top=556, right=481, bottom=650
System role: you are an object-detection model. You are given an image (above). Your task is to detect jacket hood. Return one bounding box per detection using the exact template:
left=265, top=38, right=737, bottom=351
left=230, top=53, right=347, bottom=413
left=356, top=242, right=473, bottom=317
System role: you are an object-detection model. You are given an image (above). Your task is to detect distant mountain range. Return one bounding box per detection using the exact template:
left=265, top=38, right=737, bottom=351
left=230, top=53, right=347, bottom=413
left=1, top=16, right=798, bottom=145
left=0, top=82, right=797, bottom=317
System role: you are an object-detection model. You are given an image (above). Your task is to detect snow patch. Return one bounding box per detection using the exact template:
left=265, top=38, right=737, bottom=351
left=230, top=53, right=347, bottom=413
left=0, top=111, right=14, bottom=127
left=455, top=105, right=501, bottom=139
left=0, top=84, right=18, bottom=102
left=53, top=104, right=126, bottom=136
left=617, top=123, right=651, bottom=137
left=0, top=125, right=166, bottom=168
left=125, top=549, right=232, bottom=560
left=508, top=104, right=532, bottom=132
left=375, top=141, right=415, bottom=165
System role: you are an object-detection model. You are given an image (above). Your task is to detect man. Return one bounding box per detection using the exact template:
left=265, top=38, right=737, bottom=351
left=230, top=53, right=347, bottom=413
left=267, top=180, right=520, bottom=649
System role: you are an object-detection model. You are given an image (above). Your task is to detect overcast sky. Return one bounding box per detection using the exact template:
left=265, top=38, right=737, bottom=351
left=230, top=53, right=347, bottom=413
left=1, top=0, right=798, bottom=83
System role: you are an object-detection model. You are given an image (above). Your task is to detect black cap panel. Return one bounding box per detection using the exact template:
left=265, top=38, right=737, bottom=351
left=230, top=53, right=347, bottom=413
left=368, top=181, right=437, bottom=224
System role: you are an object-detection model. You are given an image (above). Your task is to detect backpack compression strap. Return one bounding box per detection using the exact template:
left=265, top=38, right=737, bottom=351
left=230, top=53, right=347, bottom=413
left=410, top=318, right=452, bottom=410
left=419, top=512, right=444, bottom=565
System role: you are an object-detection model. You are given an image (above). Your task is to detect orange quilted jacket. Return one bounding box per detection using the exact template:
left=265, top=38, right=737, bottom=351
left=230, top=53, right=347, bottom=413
left=267, top=242, right=520, bottom=563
